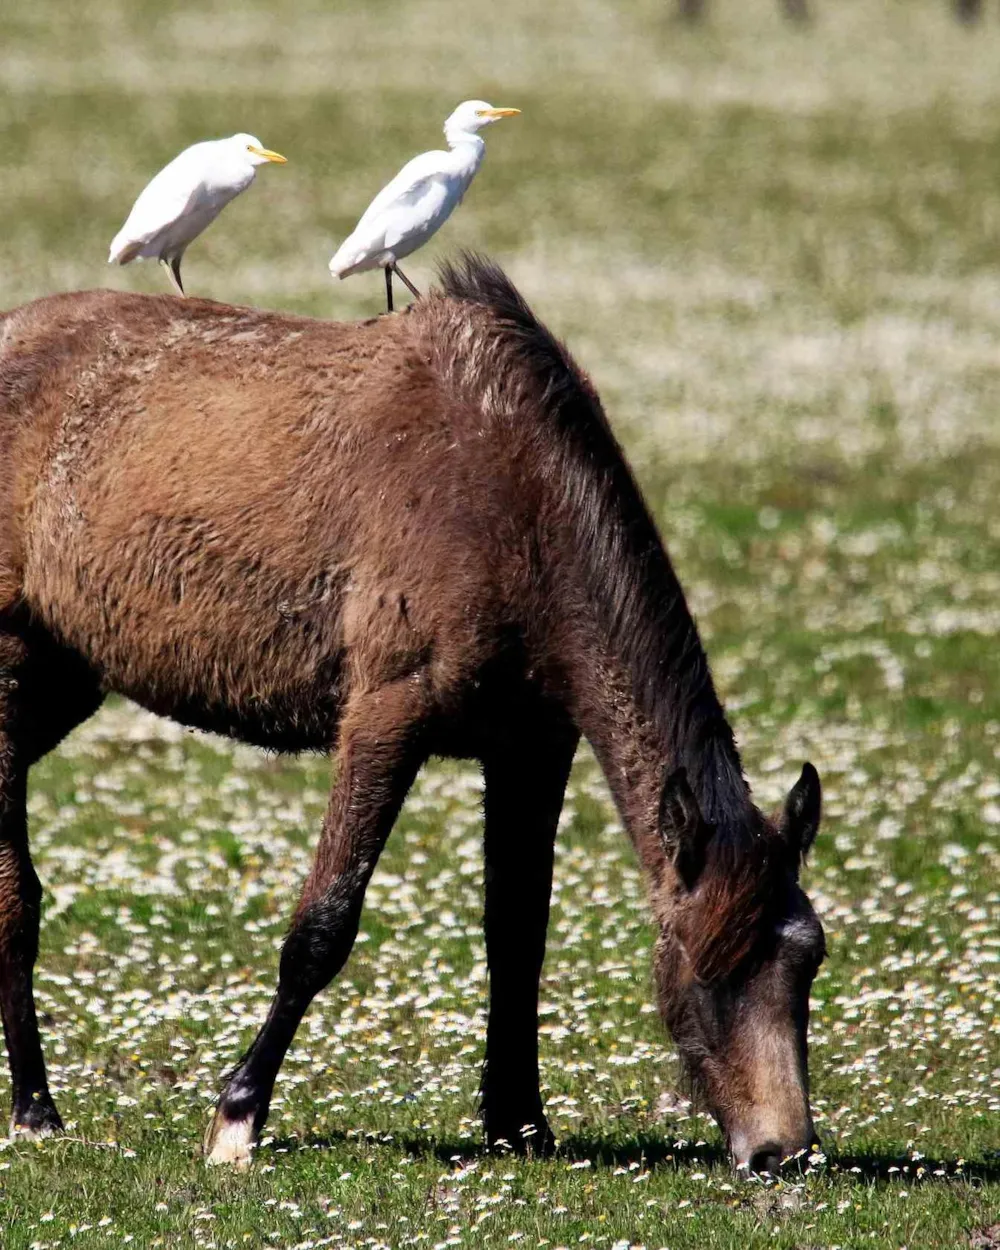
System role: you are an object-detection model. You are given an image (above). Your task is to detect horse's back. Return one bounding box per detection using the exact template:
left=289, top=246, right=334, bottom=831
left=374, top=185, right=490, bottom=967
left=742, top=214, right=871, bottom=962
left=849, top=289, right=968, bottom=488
left=0, top=293, right=472, bottom=747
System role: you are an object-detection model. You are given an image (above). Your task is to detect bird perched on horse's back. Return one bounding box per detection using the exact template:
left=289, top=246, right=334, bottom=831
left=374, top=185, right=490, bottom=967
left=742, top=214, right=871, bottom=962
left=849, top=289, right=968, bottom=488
left=329, top=100, right=520, bottom=312
left=108, top=133, right=287, bottom=296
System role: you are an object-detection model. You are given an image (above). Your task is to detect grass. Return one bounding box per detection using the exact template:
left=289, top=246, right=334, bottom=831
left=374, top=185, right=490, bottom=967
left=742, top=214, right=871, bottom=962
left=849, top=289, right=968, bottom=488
left=2, top=0, right=1000, bottom=1246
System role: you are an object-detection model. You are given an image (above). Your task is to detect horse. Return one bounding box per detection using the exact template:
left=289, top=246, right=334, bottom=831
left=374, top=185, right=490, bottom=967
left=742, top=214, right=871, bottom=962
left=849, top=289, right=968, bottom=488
left=0, top=255, right=825, bottom=1171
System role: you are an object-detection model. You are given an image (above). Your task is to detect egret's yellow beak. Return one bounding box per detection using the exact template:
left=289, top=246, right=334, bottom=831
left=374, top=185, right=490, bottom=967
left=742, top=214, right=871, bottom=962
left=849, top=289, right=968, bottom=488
left=477, top=107, right=521, bottom=119
left=248, top=145, right=287, bottom=164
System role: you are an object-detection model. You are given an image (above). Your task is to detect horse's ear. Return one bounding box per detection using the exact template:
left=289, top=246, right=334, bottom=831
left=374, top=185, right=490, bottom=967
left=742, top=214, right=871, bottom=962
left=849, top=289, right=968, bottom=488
left=659, top=767, right=707, bottom=890
left=781, top=762, right=821, bottom=865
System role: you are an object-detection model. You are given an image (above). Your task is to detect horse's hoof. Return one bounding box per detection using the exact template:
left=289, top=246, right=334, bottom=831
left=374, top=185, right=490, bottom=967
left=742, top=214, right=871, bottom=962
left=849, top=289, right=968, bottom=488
left=10, top=1099, right=64, bottom=1141
left=203, top=1107, right=256, bottom=1168
left=486, top=1119, right=556, bottom=1158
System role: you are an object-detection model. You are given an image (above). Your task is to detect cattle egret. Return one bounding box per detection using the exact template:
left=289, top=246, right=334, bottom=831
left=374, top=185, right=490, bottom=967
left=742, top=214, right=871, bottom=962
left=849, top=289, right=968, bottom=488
left=108, top=134, right=287, bottom=296
left=329, top=100, right=520, bottom=312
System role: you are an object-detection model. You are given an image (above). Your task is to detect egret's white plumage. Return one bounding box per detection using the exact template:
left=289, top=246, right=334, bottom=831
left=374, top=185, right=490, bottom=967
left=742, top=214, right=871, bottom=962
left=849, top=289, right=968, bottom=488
left=109, top=133, right=287, bottom=295
left=329, top=100, right=520, bottom=311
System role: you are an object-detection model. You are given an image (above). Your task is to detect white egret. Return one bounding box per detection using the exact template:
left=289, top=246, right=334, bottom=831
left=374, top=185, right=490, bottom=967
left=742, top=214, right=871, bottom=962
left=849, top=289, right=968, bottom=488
left=329, top=100, right=520, bottom=312
left=108, top=134, right=287, bottom=296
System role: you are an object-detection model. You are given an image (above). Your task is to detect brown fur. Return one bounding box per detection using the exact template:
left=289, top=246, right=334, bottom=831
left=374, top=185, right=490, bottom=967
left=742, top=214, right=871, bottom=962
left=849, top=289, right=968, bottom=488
left=0, top=257, right=824, bottom=1168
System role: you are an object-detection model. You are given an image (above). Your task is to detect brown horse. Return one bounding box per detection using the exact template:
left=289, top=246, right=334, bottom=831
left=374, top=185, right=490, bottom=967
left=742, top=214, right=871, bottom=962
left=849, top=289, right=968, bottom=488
left=0, top=256, right=824, bottom=1170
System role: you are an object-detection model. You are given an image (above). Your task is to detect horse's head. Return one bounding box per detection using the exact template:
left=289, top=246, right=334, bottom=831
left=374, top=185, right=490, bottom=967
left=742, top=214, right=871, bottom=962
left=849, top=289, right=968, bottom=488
left=652, top=763, right=824, bottom=1173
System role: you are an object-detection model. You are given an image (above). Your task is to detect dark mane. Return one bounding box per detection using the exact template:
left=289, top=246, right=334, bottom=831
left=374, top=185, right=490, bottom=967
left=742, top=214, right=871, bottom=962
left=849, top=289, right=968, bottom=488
left=436, top=254, right=752, bottom=833
left=437, top=253, right=584, bottom=416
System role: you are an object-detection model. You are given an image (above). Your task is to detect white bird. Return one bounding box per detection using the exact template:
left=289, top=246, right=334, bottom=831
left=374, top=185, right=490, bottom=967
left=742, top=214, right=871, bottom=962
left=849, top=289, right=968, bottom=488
left=329, top=100, right=520, bottom=312
left=109, top=133, right=287, bottom=296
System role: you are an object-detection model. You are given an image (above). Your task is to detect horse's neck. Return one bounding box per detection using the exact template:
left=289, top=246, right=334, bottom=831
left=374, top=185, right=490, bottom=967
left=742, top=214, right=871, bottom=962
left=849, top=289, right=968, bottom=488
left=570, top=649, right=676, bottom=867
left=564, top=610, right=749, bottom=873
left=547, top=465, right=750, bottom=855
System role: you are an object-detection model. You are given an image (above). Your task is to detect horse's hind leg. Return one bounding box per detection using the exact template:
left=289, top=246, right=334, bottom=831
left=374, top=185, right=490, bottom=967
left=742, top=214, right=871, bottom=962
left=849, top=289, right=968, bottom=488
left=481, top=726, right=578, bottom=1155
left=0, top=767, right=57, bottom=1138
left=0, top=628, right=103, bottom=1137
left=205, top=679, right=428, bottom=1166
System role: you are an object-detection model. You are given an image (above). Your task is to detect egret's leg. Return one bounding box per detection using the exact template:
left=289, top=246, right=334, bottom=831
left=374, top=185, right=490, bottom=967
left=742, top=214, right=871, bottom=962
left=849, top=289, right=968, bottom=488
left=392, top=264, right=421, bottom=300
left=384, top=266, right=394, bottom=314
left=169, top=256, right=186, bottom=297
left=161, top=256, right=185, bottom=297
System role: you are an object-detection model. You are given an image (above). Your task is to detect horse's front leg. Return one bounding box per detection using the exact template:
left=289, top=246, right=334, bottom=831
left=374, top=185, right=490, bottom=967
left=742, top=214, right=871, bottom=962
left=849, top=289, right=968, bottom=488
left=205, top=679, right=428, bottom=1166
left=480, top=727, right=578, bottom=1155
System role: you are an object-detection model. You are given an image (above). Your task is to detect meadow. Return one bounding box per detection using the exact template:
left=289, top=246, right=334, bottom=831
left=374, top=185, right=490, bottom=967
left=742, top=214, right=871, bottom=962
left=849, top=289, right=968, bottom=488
left=1, top=0, right=1000, bottom=1246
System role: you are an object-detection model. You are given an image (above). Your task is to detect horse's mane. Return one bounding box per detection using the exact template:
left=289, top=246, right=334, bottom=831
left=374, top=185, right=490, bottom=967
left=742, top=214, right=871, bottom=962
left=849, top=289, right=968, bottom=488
left=430, top=255, right=773, bottom=980
left=433, top=255, right=749, bottom=822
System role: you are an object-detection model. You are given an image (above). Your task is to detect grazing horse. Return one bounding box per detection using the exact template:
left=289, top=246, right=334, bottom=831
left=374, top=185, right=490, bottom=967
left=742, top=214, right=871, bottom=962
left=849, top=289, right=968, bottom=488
left=0, top=256, right=825, bottom=1170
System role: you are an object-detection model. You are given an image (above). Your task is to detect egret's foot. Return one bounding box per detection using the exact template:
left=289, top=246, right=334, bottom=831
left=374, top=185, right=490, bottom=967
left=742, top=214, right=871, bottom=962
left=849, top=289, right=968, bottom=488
left=485, top=1114, right=556, bottom=1158
left=10, top=1095, right=63, bottom=1140
left=204, top=1106, right=257, bottom=1168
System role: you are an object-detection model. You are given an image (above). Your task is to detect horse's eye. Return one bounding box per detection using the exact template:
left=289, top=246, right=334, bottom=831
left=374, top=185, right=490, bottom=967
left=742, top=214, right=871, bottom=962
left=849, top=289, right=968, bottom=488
left=777, top=919, right=824, bottom=970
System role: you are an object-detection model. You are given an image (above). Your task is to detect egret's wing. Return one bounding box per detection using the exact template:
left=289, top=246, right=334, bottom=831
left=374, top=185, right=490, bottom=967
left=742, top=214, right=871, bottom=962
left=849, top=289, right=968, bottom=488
left=381, top=176, right=455, bottom=252
left=109, top=145, right=218, bottom=259
left=331, top=150, right=467, bottom=275
left=353, top=150, right=452, bottom=233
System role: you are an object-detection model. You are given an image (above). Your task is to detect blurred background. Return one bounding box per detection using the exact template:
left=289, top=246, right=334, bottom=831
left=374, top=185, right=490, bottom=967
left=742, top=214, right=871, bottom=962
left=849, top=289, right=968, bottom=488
left=4, top=0, right=1000, bottom=471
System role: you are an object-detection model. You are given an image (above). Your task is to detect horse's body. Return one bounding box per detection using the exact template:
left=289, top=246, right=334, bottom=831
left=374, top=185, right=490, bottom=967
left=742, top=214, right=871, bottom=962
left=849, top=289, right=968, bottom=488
left=0, top=258, right=825, bottom=1169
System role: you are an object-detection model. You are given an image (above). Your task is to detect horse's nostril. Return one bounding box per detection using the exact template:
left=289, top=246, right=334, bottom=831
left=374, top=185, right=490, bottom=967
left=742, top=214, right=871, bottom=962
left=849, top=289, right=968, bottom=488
left=748, top=1143, right=783, bottom=1174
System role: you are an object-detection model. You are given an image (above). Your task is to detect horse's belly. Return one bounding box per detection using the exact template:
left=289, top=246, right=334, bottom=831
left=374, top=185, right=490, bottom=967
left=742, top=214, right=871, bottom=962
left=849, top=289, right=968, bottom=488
left=108, top=628, right=347, bottom=751
left=120, top=666, right=346, bottom=753
left=27, top=533, right=351, bottom=751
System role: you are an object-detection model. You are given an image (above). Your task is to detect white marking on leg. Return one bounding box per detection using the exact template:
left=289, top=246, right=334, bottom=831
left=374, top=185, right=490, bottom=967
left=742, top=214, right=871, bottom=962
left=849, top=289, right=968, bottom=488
left=9, top=1115, right=60, bottom=1142
left=205, top=1113, right=256, bottom=1168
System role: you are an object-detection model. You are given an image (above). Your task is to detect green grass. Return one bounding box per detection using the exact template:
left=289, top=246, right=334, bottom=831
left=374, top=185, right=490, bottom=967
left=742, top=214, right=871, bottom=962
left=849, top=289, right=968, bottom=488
left=2, top=1, right=1000, bottom=1246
